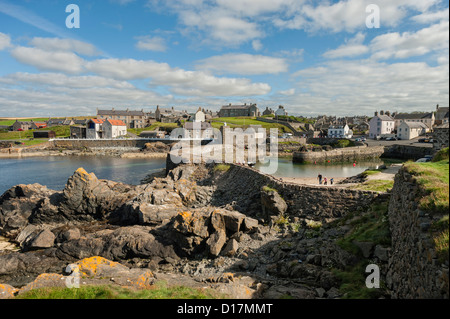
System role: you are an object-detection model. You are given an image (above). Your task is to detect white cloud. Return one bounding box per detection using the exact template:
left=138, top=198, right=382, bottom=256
left=323, top=32, right=369, bottom=59
left=252, top=39, right=263, bottom=51
left=370, top=21, right=449, bottom=60
left=274, top=0, right=443, bottom=33
left=411, top=8, right=450, bottom=24
left=279, top=88, right=295, bottom=95
left=0, top=72, right=135, bottom=89
left=86, top=58, right=271, bottom=96
left=29, top=37, right=100, bottom=56
left=85, top=58, right=170, bottom=80
left=0, top=32, right=11, bottom=51
left=135, top=36, right=167, bottom=52
left=289, top=59, right=449, bottom=115
left=11, top=46, right=85, bottom=74
left=195, top=53, right=288, bottom=75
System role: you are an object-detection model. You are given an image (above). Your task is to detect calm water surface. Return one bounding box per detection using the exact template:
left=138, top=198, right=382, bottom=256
left=0, top=156, right=387, bottom=195
left=254, top=157, right=386, bottom=178
left=0, top=156, right=166, bottom=194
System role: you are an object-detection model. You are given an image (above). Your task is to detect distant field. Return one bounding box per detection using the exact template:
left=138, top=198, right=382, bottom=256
left=0, top=118, right=50, bottom=126
left=0, top=125, right=70, bottom=140
left=0, top=116, right=94, bottom=126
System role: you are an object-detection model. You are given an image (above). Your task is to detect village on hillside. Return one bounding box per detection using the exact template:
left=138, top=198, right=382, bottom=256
left=1, top=103, right=449, bottom=153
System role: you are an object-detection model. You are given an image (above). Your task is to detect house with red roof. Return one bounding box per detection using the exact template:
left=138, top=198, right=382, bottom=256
left=103, top=119, right=127, bottom=138
left=87, top=119, right=105, bottom=139
left=86, top=118, right=127, bottom=139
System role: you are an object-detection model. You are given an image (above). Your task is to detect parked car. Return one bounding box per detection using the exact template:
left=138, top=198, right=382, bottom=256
left=386, top=137, right=398, bottom=141
left=416, top=157, right=432, bottom=163
left=418, top=138, right=430, bottom=143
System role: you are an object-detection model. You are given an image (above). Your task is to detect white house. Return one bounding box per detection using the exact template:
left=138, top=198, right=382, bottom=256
left=394, top=112, right=434, bottom=131
left=397, top=121, right=427, bottom=140
left=193, top=107, right=206, bottom=123
left=275, top=105, right=288, bottom=117
left=369, top=113, right=395, bottom=139
left=328, top=124, right=353, bottom=138
left=103, top=119, right=127, bottom=138
left=87, top=119, right=105, bottom=139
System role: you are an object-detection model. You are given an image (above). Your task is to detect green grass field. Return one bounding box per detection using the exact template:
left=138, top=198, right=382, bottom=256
left=16, top=282, right=224, bottom=299
left=0, top=118, right=50, bottom=126
left=0, top=126, right=70, bottom=141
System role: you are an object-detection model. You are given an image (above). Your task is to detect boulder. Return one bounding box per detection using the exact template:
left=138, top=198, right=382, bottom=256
left=16, top=226, right=55, bottom=251
left=222, top=239, right=239, bottom=257
left=206, top=230, right=227, bottom=256
left=27, top=229, right=56, bottom=250
left=261, top=187, right=287, bottom=219
left=0, top=283, right=18, bottom=299
left=60, top=168, right=137, bottom=220
left=58, top=226, right=181, bottom=261
left=0, top=184, right=58, bottom=238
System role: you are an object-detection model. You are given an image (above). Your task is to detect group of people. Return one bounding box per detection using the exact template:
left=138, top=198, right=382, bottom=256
left=317, top=173, right=333, bottom=185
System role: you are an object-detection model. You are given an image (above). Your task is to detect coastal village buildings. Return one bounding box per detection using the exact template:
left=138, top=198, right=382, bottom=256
left=87, top=119, right=105, bottom=139
left=262, top=107, right=274, bottom=116
left=155, top=106, right=190, bottom=123
left=97, top=108, right=148, bottom=129
left=394, top=112, right=435, bottom=131
left=11, top=120, right=38, bottom=131
left=435, top=104, right=449, bottom=125
left=274, top=105, right=288, bottom=117
left=218, top=103, right=260, bottom=117
left=192, top=108, right=206, bottom=123
left=397, top=121, right=428, bottom=140
left=328, top=124, right=353, bottom=139
left=103, top=119, right=127, bottom=138
left=86, top=119, right=127, bottom=139
left=368, top=111, right=395, bottom=139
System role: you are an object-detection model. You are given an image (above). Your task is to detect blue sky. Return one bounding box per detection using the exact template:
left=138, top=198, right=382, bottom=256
left=0, top=0, right=448, bottom=117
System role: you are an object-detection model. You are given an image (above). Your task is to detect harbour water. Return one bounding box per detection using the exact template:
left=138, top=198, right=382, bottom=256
left=0, top=156, right=389, bottom=195
left=0, top=156, right=166, bottom=194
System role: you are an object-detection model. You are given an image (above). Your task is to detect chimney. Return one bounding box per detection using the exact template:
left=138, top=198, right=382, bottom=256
left=380, top=110, right=384, bottom=115
left=375, top=111, right=378, bottom=116
left=436, top=104, right=439, bottom=111
left=386, top=111, right=390, bottom=116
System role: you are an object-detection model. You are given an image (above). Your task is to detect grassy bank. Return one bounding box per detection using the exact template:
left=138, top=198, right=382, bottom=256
left=404, top=150, right=449, bottom=263
left=0, top=126, right=70, bottom=140
left=333, top=200, right=391, bottom=298
left=16, top=281, right=224, bottom=299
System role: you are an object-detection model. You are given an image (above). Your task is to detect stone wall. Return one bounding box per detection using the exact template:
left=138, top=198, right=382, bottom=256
left=433, top=123, right=449, bottom=152
left=382, top=145, right=433, bottom=160
left=49, top=139, right=172, bottom=149
left=293, top=146, right=385, bottom=164
left=211, top=164, right=383, bottom=222
left=386, top=166, right=449, bottom=299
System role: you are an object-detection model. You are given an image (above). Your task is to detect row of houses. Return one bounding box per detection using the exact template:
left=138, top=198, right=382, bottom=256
left=368, top=105, right=449, bottom=140
left=10, top=118, right=91, bottom=131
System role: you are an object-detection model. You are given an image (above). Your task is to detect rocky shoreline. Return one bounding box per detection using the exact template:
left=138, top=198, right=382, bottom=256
left=0, top=161, right=396, bottom=299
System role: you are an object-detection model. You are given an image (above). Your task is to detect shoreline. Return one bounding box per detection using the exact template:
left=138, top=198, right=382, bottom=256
left=0, top=149, right=168, bottom=159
